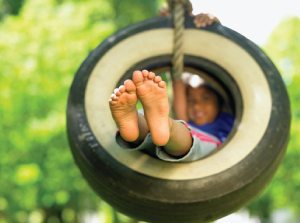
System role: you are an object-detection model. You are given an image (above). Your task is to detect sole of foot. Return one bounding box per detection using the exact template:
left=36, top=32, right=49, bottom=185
left=132, top=70, right=170, bottom=146
left=109, top=79, right=139, bottom=142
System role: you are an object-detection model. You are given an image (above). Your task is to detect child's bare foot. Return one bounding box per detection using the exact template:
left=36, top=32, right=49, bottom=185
left=133, top=70, right=170, bottom=146
left=109, top=80, right=139, bottom=142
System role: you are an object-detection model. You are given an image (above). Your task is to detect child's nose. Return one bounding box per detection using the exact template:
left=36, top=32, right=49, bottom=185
left=193, top=103, right=203, bottom=109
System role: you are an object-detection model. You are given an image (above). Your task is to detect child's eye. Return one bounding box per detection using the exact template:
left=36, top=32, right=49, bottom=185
left=203, top=96, right=210, bottom=100
left=188, top=99, right=196, bottom=104
left=202, top=94, right=213, bottom=101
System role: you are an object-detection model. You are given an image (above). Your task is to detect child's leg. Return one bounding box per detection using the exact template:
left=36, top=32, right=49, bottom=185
left=164, top=118, right=193, bottom=157
left=110, top=70, right=193, bottom=157
left=133, top=70, right=192, bottom=156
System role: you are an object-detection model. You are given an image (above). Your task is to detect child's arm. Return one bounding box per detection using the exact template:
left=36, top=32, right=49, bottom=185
left=159, top=10, right=219, bottom=120
left=172, top=79, right=188, bottom=121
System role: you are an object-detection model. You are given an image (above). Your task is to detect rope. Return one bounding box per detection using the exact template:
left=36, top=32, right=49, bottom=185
left=168, top=0, right=192, bottom=80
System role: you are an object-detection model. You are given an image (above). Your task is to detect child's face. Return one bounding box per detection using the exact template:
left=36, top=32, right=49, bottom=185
left=187, top=86, right=220, bottom=125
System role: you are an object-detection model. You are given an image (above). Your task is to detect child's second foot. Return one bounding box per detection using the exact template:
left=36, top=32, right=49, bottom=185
left=133, top=70, right=170, bottom=146
left=109, top=80, right=139, bottom=142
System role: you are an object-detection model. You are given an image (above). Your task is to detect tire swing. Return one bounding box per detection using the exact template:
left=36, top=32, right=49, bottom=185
left=66, top=2, right=291, bottom=223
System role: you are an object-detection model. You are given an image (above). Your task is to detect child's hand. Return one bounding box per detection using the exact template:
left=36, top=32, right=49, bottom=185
left=158, top=7, right=220, bottom=28
left=193, top=13, right=220, bottom=28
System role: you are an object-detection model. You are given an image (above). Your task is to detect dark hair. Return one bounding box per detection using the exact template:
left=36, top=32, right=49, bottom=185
left=186, top=84, right=224, bottom=110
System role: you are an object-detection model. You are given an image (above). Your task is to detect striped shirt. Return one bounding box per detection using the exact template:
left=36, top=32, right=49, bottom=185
left=188, top=112, right=234, bottom=146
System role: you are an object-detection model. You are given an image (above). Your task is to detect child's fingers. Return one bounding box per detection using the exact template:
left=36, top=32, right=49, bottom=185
left=204, top=17, right=213, bottom=26
left=194, top=14, right=206, bottom=27
left=194, top=13, right=219, bottom=28
left=202, top=17, right=209, bottom=25
left=198, top=13, right=207, bottom=20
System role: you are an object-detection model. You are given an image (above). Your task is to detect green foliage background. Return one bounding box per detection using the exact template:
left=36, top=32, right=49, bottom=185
left=0, top=0, right=159, bottom=222
left=247, top=17, right=300, bottom=222
left=0, top=0, right=299, bottom=222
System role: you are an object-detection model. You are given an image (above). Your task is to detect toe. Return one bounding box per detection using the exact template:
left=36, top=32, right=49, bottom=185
left=109, top=98, right=115, bottom=104
left=124, top=79, right=136, bottom=94
left=111, top=93, right=118, bottom=101
left=118, top=85, right=125, bottom=93
left=132, top=71, right=144, bottom=86
left=154, top=75, right=162, bottom=83
left=142, top=70, right=149, bottom=77
left=148, top=71, right=155, bottom=80
left=114, top=88, right=121, bottom=96
left=158, top=81, right=166, bottom=88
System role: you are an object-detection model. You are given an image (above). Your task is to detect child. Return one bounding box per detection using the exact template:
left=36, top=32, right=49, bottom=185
left=173, top=73, right=234, bottom=144
left=108, top=14, right=234, bottom=162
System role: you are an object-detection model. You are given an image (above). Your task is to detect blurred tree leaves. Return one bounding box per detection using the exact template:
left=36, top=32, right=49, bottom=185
left=110, top=0, right=158, bottom=29
left=0, top=0, right=25, bottom=19
left=0, top=0, right=160, bottom=222
left=247, top=17, right=300, bottom=221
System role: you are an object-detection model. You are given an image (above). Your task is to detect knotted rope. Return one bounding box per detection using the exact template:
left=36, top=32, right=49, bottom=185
left=168, top=0, right=192, bottom=79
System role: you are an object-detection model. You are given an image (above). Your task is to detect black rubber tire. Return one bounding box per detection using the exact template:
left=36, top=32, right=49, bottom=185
left=67, top=16, right=290, bottom=222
